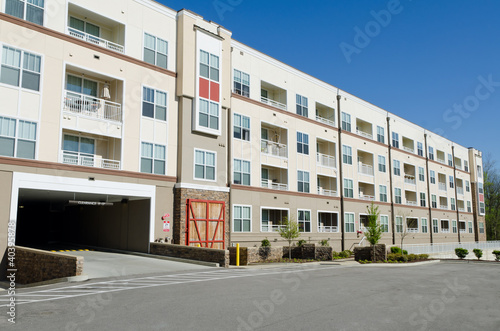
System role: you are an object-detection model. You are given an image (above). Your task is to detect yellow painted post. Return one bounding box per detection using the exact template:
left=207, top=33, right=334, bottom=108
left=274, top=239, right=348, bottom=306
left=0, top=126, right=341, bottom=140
left=236, top=243, right=240, bottom=267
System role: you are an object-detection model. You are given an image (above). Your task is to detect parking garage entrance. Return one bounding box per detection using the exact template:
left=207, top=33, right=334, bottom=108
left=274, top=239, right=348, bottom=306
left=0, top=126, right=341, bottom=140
left=11, top=173, right=156, bottom=254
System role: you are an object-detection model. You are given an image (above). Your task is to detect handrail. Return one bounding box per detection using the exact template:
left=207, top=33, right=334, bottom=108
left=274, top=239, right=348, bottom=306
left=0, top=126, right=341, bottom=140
left=63, top=90, right=122, bottom=123
left=67, top=27, right=124, bottom=53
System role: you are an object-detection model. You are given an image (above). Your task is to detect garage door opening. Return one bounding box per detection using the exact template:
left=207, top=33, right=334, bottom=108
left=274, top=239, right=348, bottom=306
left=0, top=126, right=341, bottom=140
left=15, top=188, right=151, bottom=253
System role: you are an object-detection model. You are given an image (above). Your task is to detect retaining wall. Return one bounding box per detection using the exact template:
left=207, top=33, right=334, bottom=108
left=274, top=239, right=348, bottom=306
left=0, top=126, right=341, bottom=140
left=150, top=243, right=229, bottom=267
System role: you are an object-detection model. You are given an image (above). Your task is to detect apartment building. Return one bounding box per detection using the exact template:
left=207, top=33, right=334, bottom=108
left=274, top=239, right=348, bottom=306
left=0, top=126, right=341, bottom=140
left=0, top=0, right=485, bottom=276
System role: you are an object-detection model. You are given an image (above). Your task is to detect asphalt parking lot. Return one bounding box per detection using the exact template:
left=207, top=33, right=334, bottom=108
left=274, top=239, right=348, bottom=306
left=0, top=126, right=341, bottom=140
left=1, top=261, right=499, bottom=330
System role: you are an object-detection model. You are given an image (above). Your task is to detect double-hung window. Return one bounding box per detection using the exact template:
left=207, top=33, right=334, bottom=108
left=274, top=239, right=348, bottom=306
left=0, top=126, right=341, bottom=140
left=394, top=188, right=402, bottom=204
left=297, top=132, right=309, bottom=155
left=194, top=149, right=216, bottom=180
left=448, top=154, right=453, bottom=167
left=381, top=215, right=389, bottom=232
left=421, top=218, right=428, bottom=233
left=395, top=216, right=403, bottom=233
left=344, top=179, right=353, bottom=198
left=144, top=33, right=168, bottom=69
left=431, top=195, right=437, bottom=208
left=1, top=46, right=41, bottom=91
left=428, top=146, right=434, bottom=160
left=432, top=219, right=439, bottom=233
left=420, top=192, right=426, bottom=207
left=140, top=142, right=166, bottom=175
left=0, top=116, right=36, bottom=159
left=142, top=87, right=167, bottom=120
left=378, top=155, right=386, bottom=172
left=233, top=69, right=250, bottom=97
left=392, top=132, right=399, bottom=148
left=233, top=206, right=251, bottom=232
left=345, top=213, right=355, bottom=232
left=417, top=142, right=423, bottom=156
left=296, top=94, right=308, bottom=117
left=379, top=185, right=387, bottom=202
left=419, top=167, right=425, bottom=181
left=393, top=160, right=400, bottom=176
left=430, top=170, right=436, bottom=184
left=297, top=170, right=310, bottom=193
left=234, top=159, right=250, bottom=185
left=298, top=210, right=311, bottom=232
left=377, top=126, right=384, bottom=143
left=234, top=114, right=250, bottom=141
left=341, top=112, right=351, bottom=132
left=449, top=175, right=454, bottom=188
left=198, top=50, right=220, bottom=132
left=465, top=180, right=470, bottom=192
left=6, top=0, right=44, bottom=25
left=342, top=145, right=352, bottom=165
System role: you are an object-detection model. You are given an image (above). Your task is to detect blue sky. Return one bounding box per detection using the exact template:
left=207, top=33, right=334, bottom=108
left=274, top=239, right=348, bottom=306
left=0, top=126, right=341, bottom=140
left=159, top=0, right=499, bottom=163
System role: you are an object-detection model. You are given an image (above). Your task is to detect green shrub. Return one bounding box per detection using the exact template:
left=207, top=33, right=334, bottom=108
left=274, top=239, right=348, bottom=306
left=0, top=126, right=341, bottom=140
left=402, top=250, right=408, bottom=255
left=418, top=254, right=429, bottom=260
left=339, top=250, right=350, bottom=258
left=387, top=253, right=405, bottom=262
left=455, top=248, right=469, bottom=259
left=407, top=254, right=418, bottom=262
left=332, top=251, right=339, bottom=257
left=473, top=248, right=483, bottom=260
left=493, top=250, right=500, bottom=261
left=261, top=238, right=271, bottom=247
left=319, top=239, right=329, bottom=247
left=391, top=247, right=402, bottom=254
left=344, top=250, right=353, bottom=256
left=297, top=239, right=307, bottom=247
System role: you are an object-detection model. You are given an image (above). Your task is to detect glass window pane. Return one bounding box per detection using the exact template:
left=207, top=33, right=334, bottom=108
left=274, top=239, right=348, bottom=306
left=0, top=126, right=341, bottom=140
left=195, top=164, right=204, bottom=178
left=195, top=151, right=204, bottom=164
left=242, top=174, right=250, bottom=185
left=153, top=160, right=165, bottom=175
left=199, top=113, right=208, bottom=127
left=85, top=22, right=100, bottom=38
left=243, top=220, right=250, bottom=232
left=206, top=166, right=215, bottom=180
left=143, top=87, right=154, bottom=102
left=28, top=0, right=44, bottom=8
left=154, top=145, right=165, bottom=159
left=156, top=91, right=166, bottom=106
left=206, top=152, right=215, bottom=166
left=69, top=17, right=85, bottom=31
left=144, top=34, right=156, bottom=50
left=23, top=53, right=41, bottom=73
left=234, top=70, right=241, bottom=83
left=16, top=140, right=35, bottom=159
left=26, top=4, right=43, bottom=25
left=63, top=135, right=79, bottom=152
left=210, top=67, right=219, bottom=82
left=234, top=172, right=241, bottom=184
left=142, top=102, right=154, bottom=118
left=210, top=54, right=219, bottom=68
left=2, top=46, right=21, bottom=67
left=0, top=66, right=20, bottom=87
left=200, top=64, right=209, bottom=79
left=242, top=207, right=250, bottom=219
left=200, top=51, right=209, bottom=65
left=157, top=39, right=168, bottom=54
left=157, top=53, right=167, bottom=69
left=0, top=137, right=15, bottom=157
left=0, top=117, right=16, bottom=137
left=155, top=105, right=166, bottom=121
left=141, top=158, right=152, bottom=173
left=141, top=142, right=153, bottom=158
left=6, top=0, right=24, bottom=19
left=21, top=71, right=40, bottom=91
left=209, top=116, right=218, bottom=130
left=234, top=220, right=241, bottom=232
left=234, top=127, right=241, bottom=139
left=144, top=49, right=155, bottom=65
left=66, top=75, right=82, bottom=93
left=18, top=120, right=36, bottom=140
left=80, top=138, right=94, bottom=155
left=83, top=79, right=97, bottom=97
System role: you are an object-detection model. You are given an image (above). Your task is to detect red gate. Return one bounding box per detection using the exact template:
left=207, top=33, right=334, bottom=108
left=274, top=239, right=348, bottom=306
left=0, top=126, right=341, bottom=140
left=186, top=199, right=225, bottom=249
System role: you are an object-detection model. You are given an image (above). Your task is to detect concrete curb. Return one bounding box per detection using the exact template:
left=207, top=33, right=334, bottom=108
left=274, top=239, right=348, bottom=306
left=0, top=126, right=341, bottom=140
left=0, top=275, right=89, bottom=290
left=353, top=260, right=441, bottom=267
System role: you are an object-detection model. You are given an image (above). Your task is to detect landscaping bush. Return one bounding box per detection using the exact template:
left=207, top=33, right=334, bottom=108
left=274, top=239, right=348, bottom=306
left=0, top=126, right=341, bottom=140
left=344, top=250, right=353, bottom=256
left=387, top=253, right=404, bottom=262
left=455, top=248, right=469, bottom=259
left=387, top=253, right=429, bottom=262
left=402, top=250, right=408, bottom=255
left=319, top=239, right=329, bottom=247
left=492, top=250, right=500, bottom=261
left=338, top=250, right=351, bottom=258
left=418, top=254, right=429, bottom=260
left=297, top=239, right=307, bottom=247
left=473, top=248, right=483, bottom=260
left=391, top=247, right=402, bottom=254
left=261, top=238, right=271, bottom=247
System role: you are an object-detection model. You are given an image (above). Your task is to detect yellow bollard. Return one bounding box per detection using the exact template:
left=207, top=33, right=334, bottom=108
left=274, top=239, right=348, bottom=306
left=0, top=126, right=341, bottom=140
left=236, top=243, right=240, bottom=267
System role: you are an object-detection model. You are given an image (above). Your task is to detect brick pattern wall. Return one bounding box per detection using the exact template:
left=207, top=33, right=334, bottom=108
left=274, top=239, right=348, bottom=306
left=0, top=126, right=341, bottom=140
left=150, top=242, right=229, bottom=267
left=173, top=188, right=230, bottom=247
left=14, top=246, right=83, bottom=284
left=229, top=246, right=333, bottom=265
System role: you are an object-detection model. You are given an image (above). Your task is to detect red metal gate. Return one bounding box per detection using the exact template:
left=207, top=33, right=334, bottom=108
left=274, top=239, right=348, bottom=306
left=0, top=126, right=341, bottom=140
left=186, top=199, right=225, bottom=249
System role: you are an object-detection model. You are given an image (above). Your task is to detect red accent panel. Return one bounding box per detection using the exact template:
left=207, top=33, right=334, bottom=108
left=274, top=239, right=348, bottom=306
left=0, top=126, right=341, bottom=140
left=479, top=194, right=484, bottom=202
left=210, top=81, right=220, bottom=102
left=199, top=78, right=209, bottom=99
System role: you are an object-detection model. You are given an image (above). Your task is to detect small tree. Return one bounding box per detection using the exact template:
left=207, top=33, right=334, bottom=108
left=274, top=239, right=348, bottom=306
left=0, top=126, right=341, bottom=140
left=455, top=248, right=469, bottom=259
left=473, top=248, right=483, bottom=260
left=364, top=202, right=382, bottom=261
left=396, top=210, right=412, bottom=258
left=278, top=216, right=300, bottom=260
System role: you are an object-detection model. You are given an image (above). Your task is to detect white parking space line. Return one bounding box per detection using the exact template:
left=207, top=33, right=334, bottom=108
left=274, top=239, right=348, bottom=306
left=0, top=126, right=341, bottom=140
left=0, top=265, right=334, bottom=308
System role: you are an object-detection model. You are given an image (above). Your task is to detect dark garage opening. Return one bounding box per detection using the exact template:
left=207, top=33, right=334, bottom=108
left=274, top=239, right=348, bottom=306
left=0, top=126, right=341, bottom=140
left=15, top=189, right=151, bottom=253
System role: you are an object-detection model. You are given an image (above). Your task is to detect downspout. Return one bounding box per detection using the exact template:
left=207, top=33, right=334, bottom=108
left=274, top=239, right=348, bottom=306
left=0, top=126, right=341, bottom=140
left=452, top=145, right=461, bottom=243
left=386, top=116, right=396, bottom=245
left=336, top=92, right=345, bottom=251
left=424, top=133, right=433, bottom=244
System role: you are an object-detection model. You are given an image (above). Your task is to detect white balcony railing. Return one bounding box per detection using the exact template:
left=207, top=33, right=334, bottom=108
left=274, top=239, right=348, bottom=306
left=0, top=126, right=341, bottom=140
left=316, top=115, right=334, bottom=127
left=457, top=187, right=464, bottom=195
left=359, top=195, right=375, bottom=201
left=61, top=151, right=120, bottom=170
left=441, top=229, right=450, bottom=233
left=404, top=175, right=416, bottom=185
left=438, top=182, right=447, bottom=191
left=67, top=27, right=124, bottom=53
left=358, top=163, right=374, bottom=176
left=407, top=228, right=419, bottom=233
left=356, top=129, right=373, bottom=140
left=261, top=96, right=287, bottom=111
left=403, top=146, right=414, bottom=153
left=261, top=179, right=288, bottom=191
left=437, top=157, right=446, bottom=164
left=440, top=204, right=448, bottom=210
left=262, top=225, right=285, bottom=232
left=261, top=139, right=287, bottom=158
left=459, top=229, right=466, bottom=233
left=317, top=188, right=337, bottom=197
left=64, top=90, right=122, bottom=123
left=406, top=201, right=418, bottom=206
left=317, top=153, right=336, bottom=168
left=318, top=226, right=338, bottom=233
left=458, top=207, right=465, bottom=212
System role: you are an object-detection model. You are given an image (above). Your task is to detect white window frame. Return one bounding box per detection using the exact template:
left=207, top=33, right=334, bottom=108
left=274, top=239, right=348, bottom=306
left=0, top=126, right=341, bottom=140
left=0, top=116, right=37, bottom=160
left=233, top=158, right=250, bottom=186
left=431, top=194, right=437, bottom=208
left=296, top=94, right=308, bottom=117
left=394, top=188, right=402, bottom=204
left=233, top=113, right=250, bottom=141
left=395, top=216, right=403, bottom=233
left=140, top=142, right=166, bottom=175
left=430, top=170, right=436, bottom=184
left=393, top=159, right=400, bottom=176
left=317, top=211, right=339, bottom=233
left=380, top=215, right=389, bottom=233
left=452, top=220, right=457, bottom=233
left=432, top=218, right=439, bottom=233
left=468, top=221, right=473, bottom=234
left=376, top=126, right=384, bottom=143
left=344, top=212, right=355, bottom=233
left=344, top=178, right=353, bottom=198
left=297, top=170, right=310, bottom=193
left=392, top=132, right=399, bottom=148
left=297, top=132, right=309, bottom=155
left=193, top=148, right=216, bottom=182
left=421, top=218, right=428, bottom=233
left=4, top=0, right=45, bottom=25
left=0, top=45, right=42, bottom=92
left=297, top=209, right=311, bottom=233
left=419, top=167, right=425, bottom=181
left=417, top=142, right=423, bottom=156
left=143, top=32, right=168, bottom=69
left=429, top=146, right=434, bottom=160
left=233, top=205, right=252, bottom=232
left=406, top=217, right=419, bottom=233
left=341, top=112, right=351, bottom=132
left=378, top=155, right=386, bottom=172
left=342, top=145, right=352, bottom=165
left=379, top=185, right=387, bottom=202
left=233, top=69, right=249, bottom=97
left=260, top=207, right=289, bottom=233
left=142, top=86, right=168, bottom=121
